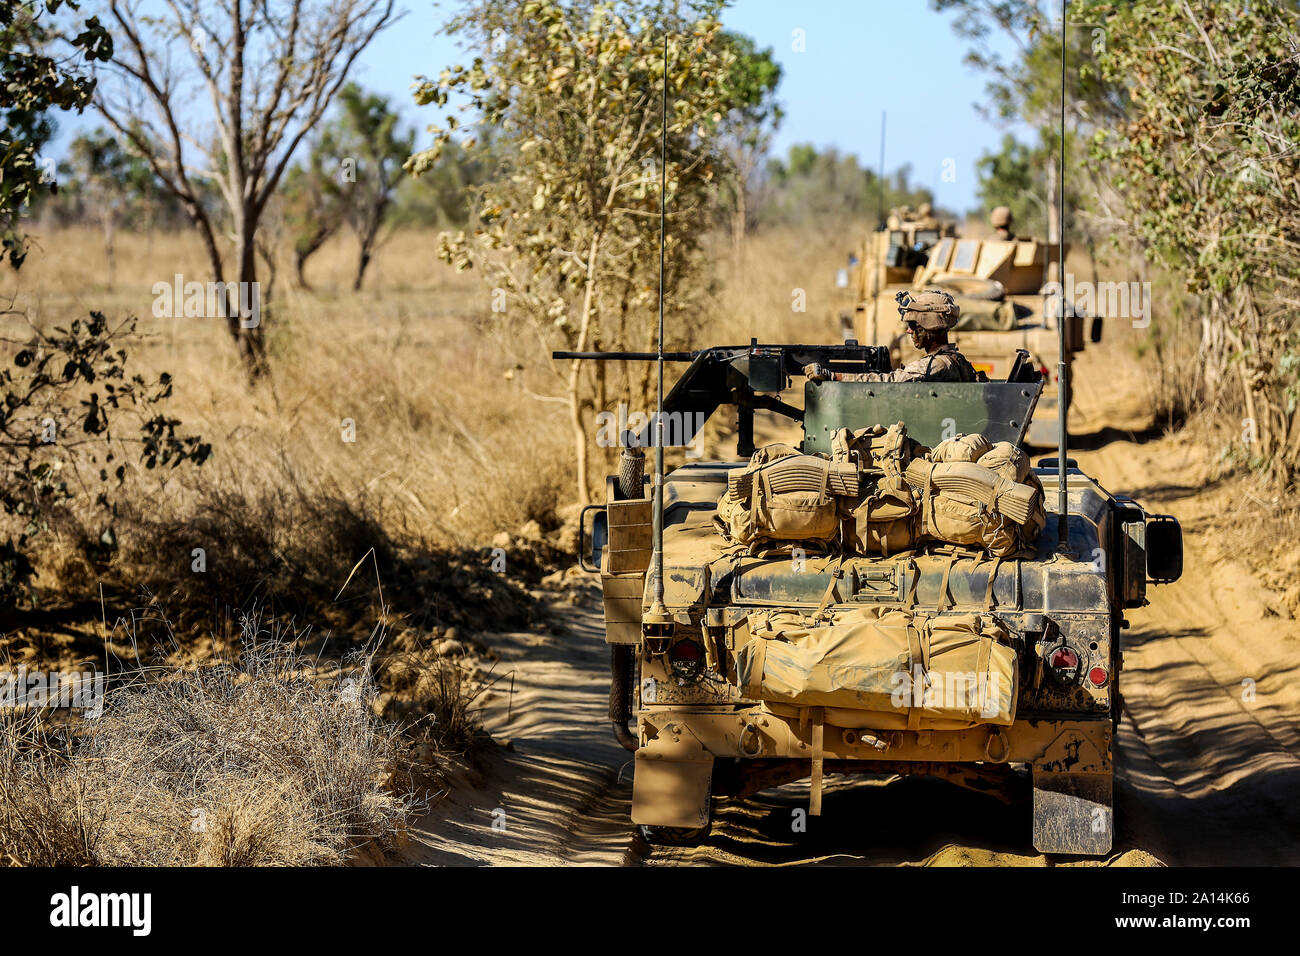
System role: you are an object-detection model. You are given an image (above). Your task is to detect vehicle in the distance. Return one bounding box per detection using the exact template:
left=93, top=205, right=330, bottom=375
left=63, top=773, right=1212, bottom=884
left=849, top=218, right=1102, bottom=446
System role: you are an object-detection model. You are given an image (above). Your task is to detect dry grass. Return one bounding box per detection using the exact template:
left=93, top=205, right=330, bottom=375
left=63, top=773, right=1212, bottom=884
left=2, top=226, right=574, bottom=653
left=1, top=224, right=843, bottom=633
left=0, top=616, right=416, bottom=866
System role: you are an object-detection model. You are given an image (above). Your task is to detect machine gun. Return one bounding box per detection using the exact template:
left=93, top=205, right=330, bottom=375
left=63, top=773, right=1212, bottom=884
left=554, top=341, right=890, bottom=457
left=554, top=341, right=1045, bottom=456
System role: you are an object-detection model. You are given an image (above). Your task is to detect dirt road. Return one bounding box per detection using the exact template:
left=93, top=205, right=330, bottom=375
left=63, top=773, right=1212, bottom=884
left=406, top=348, right=1300, bottom=866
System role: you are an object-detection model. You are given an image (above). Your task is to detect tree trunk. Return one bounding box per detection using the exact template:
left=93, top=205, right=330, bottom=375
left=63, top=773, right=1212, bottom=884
left=231, top=219, right=269, bottom=380
left=568, top=233, right=602, bottom=506
left=731, top=175, right=746, bottom=268
left=1044, top=157, right=1061, bottom=245
left=102, top=215, right=116, bottom=288
left=353, top=244, right=373, bottom=292
left=294, top=248, right=312, bottom=291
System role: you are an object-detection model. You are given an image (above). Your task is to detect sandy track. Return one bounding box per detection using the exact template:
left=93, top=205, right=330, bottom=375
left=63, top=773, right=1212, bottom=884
left=404, top=596, right=642, bottom=866
left=1072, top=436, right=1300, bottom=866
left=406, top=347, right=1300, bottom=866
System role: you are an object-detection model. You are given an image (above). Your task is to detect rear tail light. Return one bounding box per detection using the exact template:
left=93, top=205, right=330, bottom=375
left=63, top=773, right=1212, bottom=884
left=1088, top=666, right=1109, bottom=687
left=669, top=639, right=705, bottom=682
left=1046, top=646, right=1080, bottom=684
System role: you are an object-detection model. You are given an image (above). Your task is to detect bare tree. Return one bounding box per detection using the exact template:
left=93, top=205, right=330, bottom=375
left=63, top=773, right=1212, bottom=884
left=89, top=0, right=397, bottom=377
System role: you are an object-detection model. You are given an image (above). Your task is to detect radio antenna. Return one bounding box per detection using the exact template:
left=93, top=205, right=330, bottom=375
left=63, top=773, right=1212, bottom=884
left=1054, top=0, right=1071, bottom=552
left=645, top=29, right=672, bottom=635
left=877, top=111, right=887, bottom=230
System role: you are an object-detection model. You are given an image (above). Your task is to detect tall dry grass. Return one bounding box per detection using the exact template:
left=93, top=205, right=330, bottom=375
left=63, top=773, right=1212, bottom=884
left=2, top=226, right=574, bottom=652
left=0, top=617, right=416, bottom=866
left=2, top=225, right=847, bottom=624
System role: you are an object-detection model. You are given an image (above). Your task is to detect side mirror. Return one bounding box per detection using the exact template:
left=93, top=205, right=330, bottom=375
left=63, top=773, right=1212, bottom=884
left=1090, top=315, right=1104, bottom=344
left=579, top=505, right=607, bottom=573
left=1145, top=514, right=1182, bottom=584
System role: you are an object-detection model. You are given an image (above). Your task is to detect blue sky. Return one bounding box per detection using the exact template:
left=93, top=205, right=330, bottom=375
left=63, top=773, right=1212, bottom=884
left=358, top=0, right=1027, bottom=211
left=53, top=1, right=1029, bottom=212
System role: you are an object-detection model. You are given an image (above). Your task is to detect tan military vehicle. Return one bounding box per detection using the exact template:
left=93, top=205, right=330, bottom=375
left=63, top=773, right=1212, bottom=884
left=850, top=213, right=1101, bottom=446
left=566, top=343, right=1181, bottom=855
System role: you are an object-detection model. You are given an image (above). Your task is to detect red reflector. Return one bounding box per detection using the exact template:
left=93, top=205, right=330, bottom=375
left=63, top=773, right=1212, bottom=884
left=1089, top=667, right=1109, bottom=687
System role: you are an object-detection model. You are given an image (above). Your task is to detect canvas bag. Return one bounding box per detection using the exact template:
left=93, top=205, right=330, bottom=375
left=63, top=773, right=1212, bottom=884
left=846, top=474, right=918, bottom=556
left=714, top=446, right=849, bottom=547
left=831, top=422, right=927, bottom=477
left=736, top=606, right=1017, bottom=728
left=905, top=458, right=1043, bottom=558
left=929, top=432, right=993, bottom=464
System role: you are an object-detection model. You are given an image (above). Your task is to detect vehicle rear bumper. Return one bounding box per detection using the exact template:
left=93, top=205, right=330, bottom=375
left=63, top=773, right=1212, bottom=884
left=637, top=706, right=1111, bottom=772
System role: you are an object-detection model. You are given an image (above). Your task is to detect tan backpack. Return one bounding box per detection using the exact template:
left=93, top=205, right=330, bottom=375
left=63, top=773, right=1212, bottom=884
left=904, top=458, right=1043, bottom=557
left=929, top=432, right=993, bottom=463
left=714, top=447, right=856, bottom=548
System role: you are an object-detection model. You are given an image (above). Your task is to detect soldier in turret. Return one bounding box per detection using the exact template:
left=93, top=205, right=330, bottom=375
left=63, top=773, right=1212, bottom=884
left=991, top=205, right=1016, bottom=241
left=804, top=290, right=977, bottom=383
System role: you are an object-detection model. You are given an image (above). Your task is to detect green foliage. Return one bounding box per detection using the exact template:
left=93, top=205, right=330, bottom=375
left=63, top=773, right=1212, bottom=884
left=761, top=144, right=935, bottom=229
left=387, top=134, right=500, bottom=230
left=0, top=313, right=210, bottom=604
left=412, top=0, right=750, bottom=501
left=974, top=134, right=1041, bottom=227
left=324, top=84, right=417, bottom=289
left=0, top=0, right=111, bottom=268
left=55, top=128, right=173, bottom=230
left=718, top=30, right=783, bottom=146
left=1078, top=0, right=1300, bottom=480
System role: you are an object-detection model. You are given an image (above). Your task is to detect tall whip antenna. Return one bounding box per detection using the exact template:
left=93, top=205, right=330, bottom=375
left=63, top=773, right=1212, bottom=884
left=645, top=28, right=672, bottom=634
left=877, top=111, right=887, bottom=229
left=1055, top=0, right=1071, bottom=551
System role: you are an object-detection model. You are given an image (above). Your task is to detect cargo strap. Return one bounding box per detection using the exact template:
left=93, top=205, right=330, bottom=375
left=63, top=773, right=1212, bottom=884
left=938, top=552, right=959, bottom=611
left=904, top=557, right=920, bottom=609
left=905, top=619, right=932, bottom=731
left=982, top=555, right=1004, bottom=611
left=975, top=627, right=993, bottom=709
left=813, top=553, right=846, bottom=621
left=809, top=706, right=825, bottom=816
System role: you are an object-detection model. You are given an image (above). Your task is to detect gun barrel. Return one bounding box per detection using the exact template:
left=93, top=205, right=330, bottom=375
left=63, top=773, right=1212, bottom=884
left=552, top=350, right=696, bottom=361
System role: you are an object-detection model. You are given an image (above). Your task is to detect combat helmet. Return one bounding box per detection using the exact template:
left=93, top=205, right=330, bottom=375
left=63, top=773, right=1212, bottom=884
left=895, top=289, right=960, bottom=331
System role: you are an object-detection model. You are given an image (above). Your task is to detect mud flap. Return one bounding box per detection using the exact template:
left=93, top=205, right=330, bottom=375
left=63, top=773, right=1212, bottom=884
left=631, top=754, right=713, bottom=830
left=1032, top=770, right=1112, bottom=856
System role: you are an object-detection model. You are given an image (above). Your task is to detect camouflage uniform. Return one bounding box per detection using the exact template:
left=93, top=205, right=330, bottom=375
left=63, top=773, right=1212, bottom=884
left=836, top=343, right=977, bottom=383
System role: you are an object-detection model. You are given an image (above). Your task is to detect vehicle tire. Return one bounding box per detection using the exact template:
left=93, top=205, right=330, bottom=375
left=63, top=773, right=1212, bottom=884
left=636, top=820, right=712, bottom=847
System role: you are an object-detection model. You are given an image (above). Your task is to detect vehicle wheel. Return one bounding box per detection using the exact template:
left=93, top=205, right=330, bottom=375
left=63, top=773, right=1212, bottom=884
left=636, top=821, right=712, bottom=847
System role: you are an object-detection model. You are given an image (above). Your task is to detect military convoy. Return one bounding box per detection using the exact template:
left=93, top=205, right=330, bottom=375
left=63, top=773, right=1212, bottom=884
left=569, top=343, right=1182, bottom=855
left=845, top=208, right=1103, bottom=446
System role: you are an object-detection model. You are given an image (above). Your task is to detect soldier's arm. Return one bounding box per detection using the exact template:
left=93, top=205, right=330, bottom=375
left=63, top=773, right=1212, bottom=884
left=842, top=359, right=931, bottom=383
left=803, top=360, right=928, bottom=383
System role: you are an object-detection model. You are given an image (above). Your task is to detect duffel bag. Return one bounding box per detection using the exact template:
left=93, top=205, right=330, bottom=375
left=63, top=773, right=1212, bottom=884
left=737, top=607, right=1017, bottom=728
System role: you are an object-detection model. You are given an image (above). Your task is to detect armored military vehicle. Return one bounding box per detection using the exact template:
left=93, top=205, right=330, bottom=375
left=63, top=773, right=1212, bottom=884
left=567, top=343, right=1181, bottom=856
left=850, top=223, right=1103, bottom=446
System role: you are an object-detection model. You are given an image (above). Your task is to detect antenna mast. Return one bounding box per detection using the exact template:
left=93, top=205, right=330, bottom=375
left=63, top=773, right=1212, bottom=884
left=877, top=111, right=887, bottom=229
left=1055, top=0, right=1071, bottom=551
left=645, top=29, right=672, bottom=635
